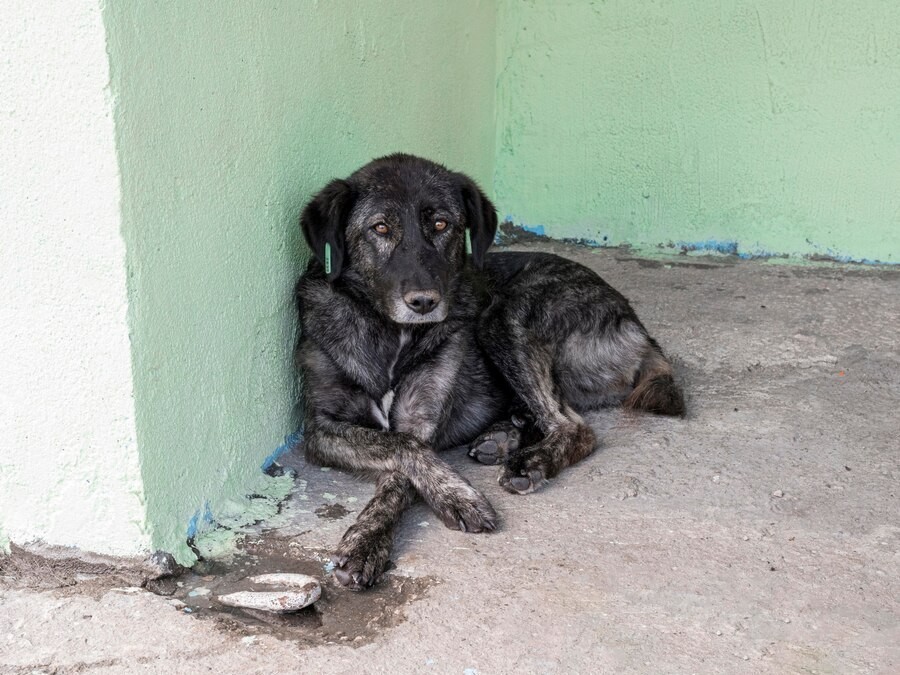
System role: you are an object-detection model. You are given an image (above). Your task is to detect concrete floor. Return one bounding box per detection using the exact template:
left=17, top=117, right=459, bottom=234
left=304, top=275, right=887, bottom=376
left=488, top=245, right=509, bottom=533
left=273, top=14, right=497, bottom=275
left=2, top=242, right=899, bottom=674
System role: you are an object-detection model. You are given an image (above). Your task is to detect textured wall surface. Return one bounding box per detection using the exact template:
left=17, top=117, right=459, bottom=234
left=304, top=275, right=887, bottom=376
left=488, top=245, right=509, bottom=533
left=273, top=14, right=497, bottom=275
left=0, top=1, right=150, bottom=555
left=495, top=0, right=900, bottom=263
left=102, top=0, right=496, bottom=562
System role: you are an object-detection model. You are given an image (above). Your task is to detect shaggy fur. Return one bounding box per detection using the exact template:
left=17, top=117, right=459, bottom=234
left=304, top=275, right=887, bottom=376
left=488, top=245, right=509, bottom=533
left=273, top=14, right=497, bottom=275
left=296, top=154, right=684, bottom=589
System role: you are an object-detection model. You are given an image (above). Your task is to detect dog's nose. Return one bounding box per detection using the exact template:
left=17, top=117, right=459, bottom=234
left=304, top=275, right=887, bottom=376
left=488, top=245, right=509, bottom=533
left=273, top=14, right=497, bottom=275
left=403, top=290, right=441, bottom=315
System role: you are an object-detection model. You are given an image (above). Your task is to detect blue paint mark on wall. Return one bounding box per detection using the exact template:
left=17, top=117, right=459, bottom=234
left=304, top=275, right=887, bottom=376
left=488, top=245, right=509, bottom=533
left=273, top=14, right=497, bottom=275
left=186, top=500, right=214, bottom=540
left=675, top=239, right=740, bottom=256
left=261, top=429, right=304, bottom=471
left=500, top=222, right=898, bottom=265
left=520, top=223, right=546, bottom=237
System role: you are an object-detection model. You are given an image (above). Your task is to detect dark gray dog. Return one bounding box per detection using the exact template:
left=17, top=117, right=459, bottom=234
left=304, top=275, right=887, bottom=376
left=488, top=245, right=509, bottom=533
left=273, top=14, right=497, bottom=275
left=296, top=154, right=684, bottom=589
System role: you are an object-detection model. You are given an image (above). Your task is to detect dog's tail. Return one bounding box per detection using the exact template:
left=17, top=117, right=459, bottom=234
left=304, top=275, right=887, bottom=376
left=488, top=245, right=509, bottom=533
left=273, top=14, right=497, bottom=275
left=624, top=341, right=685, bottom=417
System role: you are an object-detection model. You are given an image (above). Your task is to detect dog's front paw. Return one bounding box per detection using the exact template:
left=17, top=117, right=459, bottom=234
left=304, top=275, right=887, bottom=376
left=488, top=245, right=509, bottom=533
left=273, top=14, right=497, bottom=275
left=331, top=523, right=393, bottom=591
left=468, top=424, right=522, bottom=465
left=432, top=483, right=497, bottom=533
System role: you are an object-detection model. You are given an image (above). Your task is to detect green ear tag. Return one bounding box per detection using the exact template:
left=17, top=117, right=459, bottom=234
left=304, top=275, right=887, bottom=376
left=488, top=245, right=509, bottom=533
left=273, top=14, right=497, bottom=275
left=324, top=242, right=332, bottom=275
left=465, top=229, right=473, bottom=255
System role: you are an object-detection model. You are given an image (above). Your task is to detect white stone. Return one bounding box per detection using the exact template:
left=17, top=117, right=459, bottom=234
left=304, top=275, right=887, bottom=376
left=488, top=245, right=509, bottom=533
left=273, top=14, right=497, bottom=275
left=217, top=573, right=321, bottom=613
left=218, top=587, right=320, bottom=613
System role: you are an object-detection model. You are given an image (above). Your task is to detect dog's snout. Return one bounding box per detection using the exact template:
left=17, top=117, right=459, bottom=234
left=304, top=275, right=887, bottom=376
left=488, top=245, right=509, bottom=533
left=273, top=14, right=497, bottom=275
left=403, top=290, right=441, bottom=315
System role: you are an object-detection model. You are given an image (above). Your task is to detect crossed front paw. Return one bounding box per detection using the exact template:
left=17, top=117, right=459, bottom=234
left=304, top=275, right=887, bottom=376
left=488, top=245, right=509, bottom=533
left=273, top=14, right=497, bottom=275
left=331, top=523, right=393, bottom=591
left=432, top=483, right=497, bottom=533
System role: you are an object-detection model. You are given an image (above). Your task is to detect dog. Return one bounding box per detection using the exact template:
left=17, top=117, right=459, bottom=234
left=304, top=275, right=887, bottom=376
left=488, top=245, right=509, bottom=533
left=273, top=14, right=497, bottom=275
left=295, top=154, right=684, bottom=589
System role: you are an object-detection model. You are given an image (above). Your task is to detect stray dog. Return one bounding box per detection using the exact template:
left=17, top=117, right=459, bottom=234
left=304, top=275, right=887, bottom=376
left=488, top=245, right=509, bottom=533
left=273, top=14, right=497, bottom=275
left=295, top=154, right=684, bottom=589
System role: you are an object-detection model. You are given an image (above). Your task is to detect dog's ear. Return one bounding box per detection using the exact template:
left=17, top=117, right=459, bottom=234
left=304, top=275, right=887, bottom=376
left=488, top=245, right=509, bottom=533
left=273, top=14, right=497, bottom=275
left=457, top=174, right=498, bottom=270
left=300, top=179, right=356, bottom=282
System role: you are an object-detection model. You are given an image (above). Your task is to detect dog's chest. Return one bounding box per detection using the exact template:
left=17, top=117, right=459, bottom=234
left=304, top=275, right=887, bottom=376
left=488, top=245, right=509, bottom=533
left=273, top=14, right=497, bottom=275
left=369, top=329, right=410, bottom=431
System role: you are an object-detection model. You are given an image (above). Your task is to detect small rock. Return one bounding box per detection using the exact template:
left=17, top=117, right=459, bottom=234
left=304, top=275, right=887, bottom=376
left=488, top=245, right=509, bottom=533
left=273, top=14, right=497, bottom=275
left=772, top=490, right=784, bottom=498
left=322, top=492, right=337, bottom=500
left=143, top=550, right=182, bottom=580
left=188, top=587, right=211, bottom=597
left=712, top=474, right=721, bottom=483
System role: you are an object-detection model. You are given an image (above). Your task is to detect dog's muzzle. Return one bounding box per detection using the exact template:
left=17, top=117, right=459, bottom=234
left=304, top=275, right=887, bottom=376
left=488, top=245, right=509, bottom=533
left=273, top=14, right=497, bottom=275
left=403, top=289, right=441, bottom=315
left=388, top=290, right=448, bottom=324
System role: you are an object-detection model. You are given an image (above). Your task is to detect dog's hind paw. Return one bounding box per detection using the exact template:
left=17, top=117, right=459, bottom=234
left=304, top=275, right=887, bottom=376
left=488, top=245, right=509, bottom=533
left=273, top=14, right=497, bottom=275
left=468, top=424, right=522, bottom=465
left=498, top=450, right=552, bottom=495
left=331, top=524, right=393, bottom=591
left=498, top=467, right=549, bottom=495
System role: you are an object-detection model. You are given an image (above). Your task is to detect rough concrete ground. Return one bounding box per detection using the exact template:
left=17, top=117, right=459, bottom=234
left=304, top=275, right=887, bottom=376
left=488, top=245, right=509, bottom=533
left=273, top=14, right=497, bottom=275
left=2, top=242, right=898, bottom=674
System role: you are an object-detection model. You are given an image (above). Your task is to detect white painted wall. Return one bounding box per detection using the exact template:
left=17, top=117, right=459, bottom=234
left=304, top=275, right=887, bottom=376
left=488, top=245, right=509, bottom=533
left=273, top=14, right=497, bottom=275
left=0, top=0, right=150, bottom=556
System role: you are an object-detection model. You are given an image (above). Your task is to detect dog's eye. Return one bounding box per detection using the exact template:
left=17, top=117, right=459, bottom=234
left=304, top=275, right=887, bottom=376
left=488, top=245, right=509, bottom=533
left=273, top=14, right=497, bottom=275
left=372, top=222, right=390, bottom=236
left=434, top=220, right=448, bottom=232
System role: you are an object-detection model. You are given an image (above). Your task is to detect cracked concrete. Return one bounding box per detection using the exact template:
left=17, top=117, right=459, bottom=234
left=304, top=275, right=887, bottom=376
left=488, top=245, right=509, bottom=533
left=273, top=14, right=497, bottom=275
left=2, top=242, right=898, bottom=674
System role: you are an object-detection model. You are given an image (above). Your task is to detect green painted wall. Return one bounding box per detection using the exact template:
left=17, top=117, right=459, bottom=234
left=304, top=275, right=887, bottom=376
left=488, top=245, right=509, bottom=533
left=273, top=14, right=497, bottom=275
left=495, top=0, right=900, bottom=263
left=103, top=0, right=496, bottom=563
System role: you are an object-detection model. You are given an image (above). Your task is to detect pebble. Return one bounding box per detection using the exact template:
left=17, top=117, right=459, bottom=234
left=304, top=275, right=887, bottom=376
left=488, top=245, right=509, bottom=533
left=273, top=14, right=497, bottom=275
left=772, top=490, right=784, bottom=498
left=188, top=587, right=211, bottom=597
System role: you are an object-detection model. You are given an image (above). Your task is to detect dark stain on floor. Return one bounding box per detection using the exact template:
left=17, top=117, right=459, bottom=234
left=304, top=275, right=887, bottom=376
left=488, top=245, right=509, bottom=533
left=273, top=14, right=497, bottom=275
left=150, top=537, right=435, bottom=648
left=314, top=503, right=351, bottom=520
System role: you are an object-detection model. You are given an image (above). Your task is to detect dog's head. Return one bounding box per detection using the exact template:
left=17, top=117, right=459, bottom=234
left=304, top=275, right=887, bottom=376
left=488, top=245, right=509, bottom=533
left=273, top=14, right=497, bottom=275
left=300, top=154, right=497, bottom=324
